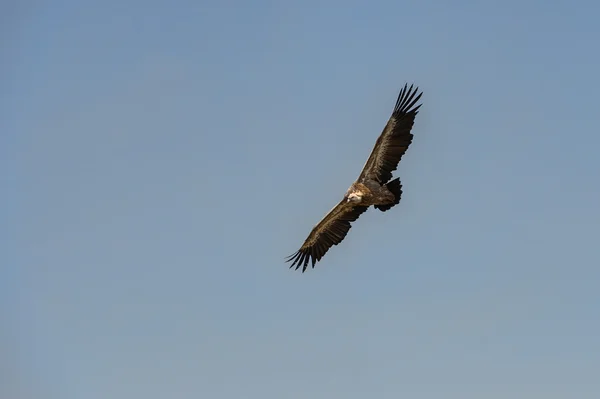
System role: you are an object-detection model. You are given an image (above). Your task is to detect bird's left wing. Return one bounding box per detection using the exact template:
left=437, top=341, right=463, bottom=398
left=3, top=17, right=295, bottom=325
left=358, top=84, right=423, bottom=184
left=286, top=199, right=369, bottom=272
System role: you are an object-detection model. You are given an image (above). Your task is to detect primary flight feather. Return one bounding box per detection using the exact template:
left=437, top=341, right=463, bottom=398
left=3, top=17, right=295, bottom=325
left=286, top=83, right=423, bottom=272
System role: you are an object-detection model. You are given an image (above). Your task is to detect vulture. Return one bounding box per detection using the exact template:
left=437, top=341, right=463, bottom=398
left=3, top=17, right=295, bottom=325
left=286, top=83, right=423, bottom=272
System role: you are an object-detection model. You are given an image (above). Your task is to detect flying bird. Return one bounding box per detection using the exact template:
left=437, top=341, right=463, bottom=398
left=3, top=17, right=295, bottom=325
left=286, top=83, right=423, bottom=272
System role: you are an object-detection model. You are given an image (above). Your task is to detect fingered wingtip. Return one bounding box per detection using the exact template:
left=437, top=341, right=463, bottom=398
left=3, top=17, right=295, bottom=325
left=285, top=249, right=315, bottom=272
left=394, top=82, right=423, bottom=114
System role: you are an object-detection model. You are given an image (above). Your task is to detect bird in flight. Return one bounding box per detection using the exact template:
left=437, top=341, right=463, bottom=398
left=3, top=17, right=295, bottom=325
left=286, top=83, right=423, bottom=272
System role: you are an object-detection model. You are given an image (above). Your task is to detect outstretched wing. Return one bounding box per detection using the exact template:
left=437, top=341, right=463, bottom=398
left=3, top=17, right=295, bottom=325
left=358, top=84, right=423, bottom=184
left=286, top=199, right=369, bottom=272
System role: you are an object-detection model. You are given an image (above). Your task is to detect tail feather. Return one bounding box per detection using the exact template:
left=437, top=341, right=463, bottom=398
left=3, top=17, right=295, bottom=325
left=374, top=178, right=402, bottom=212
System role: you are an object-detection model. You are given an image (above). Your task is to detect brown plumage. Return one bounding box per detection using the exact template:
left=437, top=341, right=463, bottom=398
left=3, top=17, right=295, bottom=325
left=286, top=84, right=423, bottom=272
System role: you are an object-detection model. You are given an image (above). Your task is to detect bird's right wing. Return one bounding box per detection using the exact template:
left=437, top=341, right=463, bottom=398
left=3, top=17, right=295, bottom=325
left=286, top=199, right=369, bottom=272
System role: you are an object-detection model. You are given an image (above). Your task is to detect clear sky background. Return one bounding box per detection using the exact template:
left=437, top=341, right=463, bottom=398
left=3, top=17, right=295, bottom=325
left=3, top=1, right=600, bottom=398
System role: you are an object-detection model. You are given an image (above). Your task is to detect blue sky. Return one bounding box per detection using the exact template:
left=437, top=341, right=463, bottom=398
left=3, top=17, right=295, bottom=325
left=3, top=0, right=600, bottom=398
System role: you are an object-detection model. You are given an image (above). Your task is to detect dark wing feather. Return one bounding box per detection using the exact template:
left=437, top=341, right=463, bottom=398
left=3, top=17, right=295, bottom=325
left=286, top=199, right=369, bottom=272
left=358, top=84, right=423, bottom=184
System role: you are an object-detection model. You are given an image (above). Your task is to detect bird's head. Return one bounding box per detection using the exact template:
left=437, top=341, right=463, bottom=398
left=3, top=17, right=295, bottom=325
left=347, top=191, right=363, bottom=203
